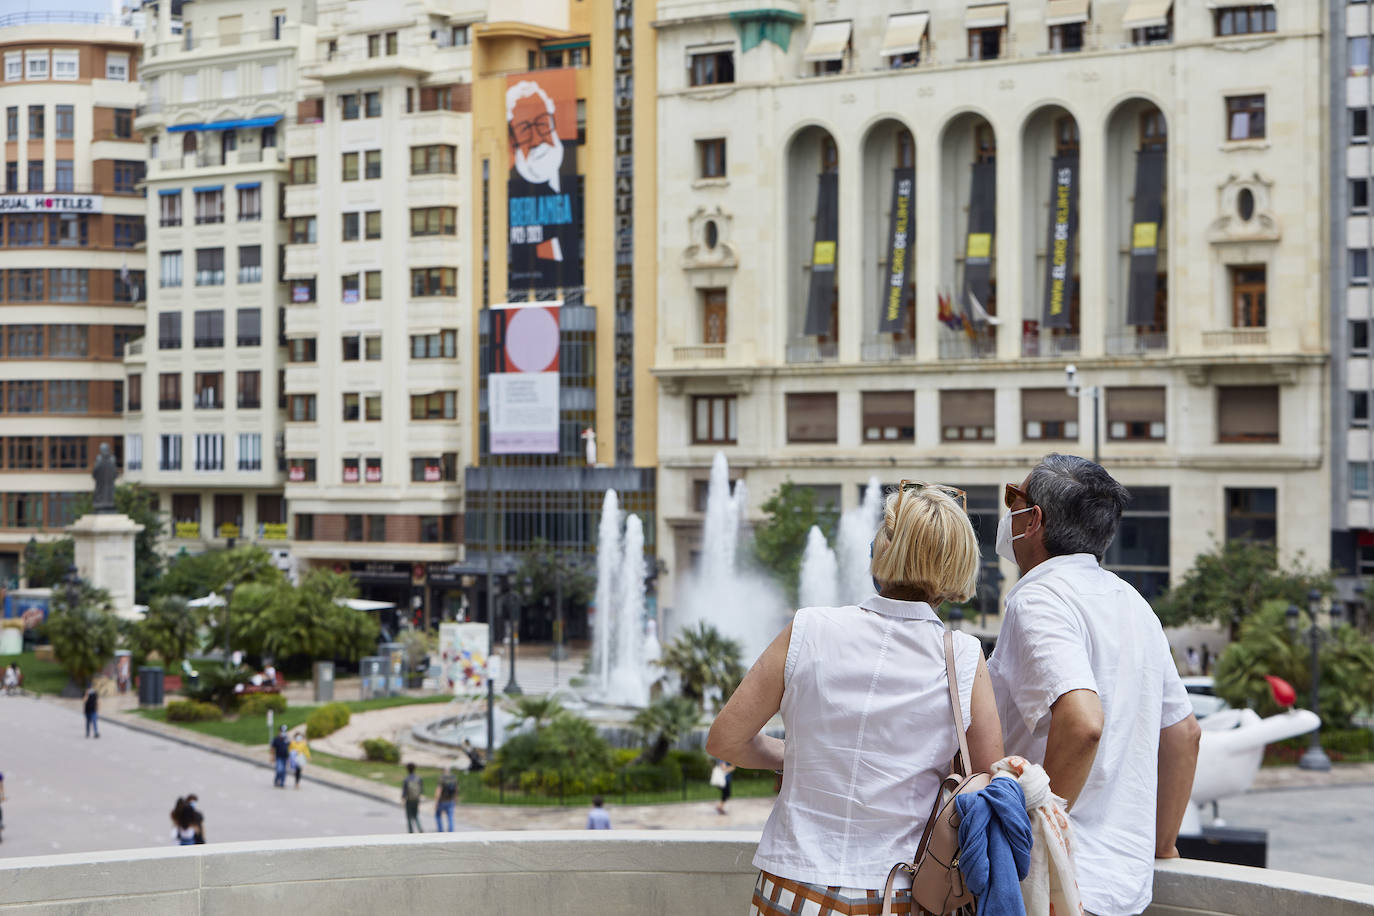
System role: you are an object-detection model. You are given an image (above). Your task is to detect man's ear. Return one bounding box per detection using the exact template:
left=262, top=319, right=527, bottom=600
left=1026, top=505, right=1046, bottom=538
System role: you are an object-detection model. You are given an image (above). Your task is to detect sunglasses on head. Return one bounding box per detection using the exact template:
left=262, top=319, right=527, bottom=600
left=1004, top=483, right=1032, bottom=510
left=895, top=480, right=968, bottom=514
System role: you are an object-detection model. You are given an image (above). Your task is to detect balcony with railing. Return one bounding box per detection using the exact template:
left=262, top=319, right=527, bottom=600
left=1021, top=332, right=1081, bottom=358
left=861, top=336, right=916, bottom=362
left=1203, top=328, right=1269, bottom=349
left=938, top=332, right=996, bottom=360
left=1107, top=331, right=1169, bottom=356
left=785, top=338, right=838, bottom=364
left=672, top=344, right=726, bottom=361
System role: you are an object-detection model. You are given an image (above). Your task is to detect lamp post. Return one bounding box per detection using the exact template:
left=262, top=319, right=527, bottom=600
left=1288, top=591, right=1332, bottom=772
left=1065, top=363, right=1101, bottom=464
left=948, top=604, right=964, bottom=631
left=222, top=581, right=236, bottom=666
left=550, top=552, right=568, bottom=663
left=504, top=576, right=525, bottom=695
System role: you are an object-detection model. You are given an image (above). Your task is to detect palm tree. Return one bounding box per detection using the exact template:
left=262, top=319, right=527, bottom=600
left=658, top=622, right=746, bottom=709
left=506, top=695, right=566, bottom=732
left=631, top=695, right=703, bottom=764
left=45, top=579, right=118, bottom=691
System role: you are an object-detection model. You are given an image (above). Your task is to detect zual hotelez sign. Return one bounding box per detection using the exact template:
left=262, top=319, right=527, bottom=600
left=0, top=194, right=103, bottom=213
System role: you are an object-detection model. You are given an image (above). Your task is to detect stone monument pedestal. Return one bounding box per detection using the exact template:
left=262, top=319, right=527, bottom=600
left=67, top=513, right=144, bottom=619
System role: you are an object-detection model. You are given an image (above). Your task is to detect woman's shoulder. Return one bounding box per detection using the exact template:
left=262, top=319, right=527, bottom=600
left=950, top=629, right=984, bottom=658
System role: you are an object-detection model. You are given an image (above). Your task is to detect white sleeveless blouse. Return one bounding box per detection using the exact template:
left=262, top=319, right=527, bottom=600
left=753, top=595, right=981, bottom=889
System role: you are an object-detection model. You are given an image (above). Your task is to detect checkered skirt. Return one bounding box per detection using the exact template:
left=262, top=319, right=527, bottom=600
left=748, top=871, right=916, bottom=916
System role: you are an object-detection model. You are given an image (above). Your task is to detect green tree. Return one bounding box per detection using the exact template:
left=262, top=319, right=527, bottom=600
left=1213, top=602, right=1374, bottom=729
left=1154, top=540, right=1330, bottom=640
left=43, top=580, right=119, bottom=688
left=229, top=568, right=377, bottom=668
left=659, top=622, right=746, bottom=709
left=21, top=538, right=74, bottom=588
left=74, top=483, right=164, bottom=604
left=752, top=482, right=838, bottom=602
left=512, top=538, right=596, bottom=607
left=128, top=595, right=203, bottom=669
left=631, top=695, right=702, bottom=764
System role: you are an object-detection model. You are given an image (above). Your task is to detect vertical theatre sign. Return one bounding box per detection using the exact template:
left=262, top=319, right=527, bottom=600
left=964, top=160, right=996, bottom=320
left=488, top=303, right=561, bottom=455
left=613, top=0, right=635, bottom=466
left=1041, top=154, right=1077, bottom=328
left=506, top=68, right=582, bottom=293
left=877, top=167, right=915, bottom=333
left=1127, top=148, right=1165, bottom=326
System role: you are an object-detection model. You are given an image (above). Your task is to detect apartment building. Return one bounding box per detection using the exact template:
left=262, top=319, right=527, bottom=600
left=1333, top=0, right=1374, bottom=610
left=459, top=0, right=660, bottom=642
left=653, top=0, right=1328, bottom=630
left=126, top=0, right=314, bottom=554
left=280, top=0, right=486, bottom=619
left=0, top=14, right=144, bottom=585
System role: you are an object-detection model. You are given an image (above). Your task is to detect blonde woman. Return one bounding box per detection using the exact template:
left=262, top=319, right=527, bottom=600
left=707, top=482, right=1004, bottom=915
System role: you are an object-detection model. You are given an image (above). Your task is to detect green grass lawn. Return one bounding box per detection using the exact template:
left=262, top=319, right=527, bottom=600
left=136, top=694, right=453, bottom=746
left=0, top=650, right=71, bottom=695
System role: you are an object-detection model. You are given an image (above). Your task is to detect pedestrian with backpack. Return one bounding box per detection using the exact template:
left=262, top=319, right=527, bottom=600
left=707, top=482, right=1005, bottom=915
left=269, top=725, right=291, bottom=788
left=401, top=763, right=424, bottom=833
left=434, top=765, right=458, bottom=832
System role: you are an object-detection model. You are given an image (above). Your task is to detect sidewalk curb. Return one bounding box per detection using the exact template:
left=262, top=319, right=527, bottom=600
left=37, top=695, right=401, bottom=809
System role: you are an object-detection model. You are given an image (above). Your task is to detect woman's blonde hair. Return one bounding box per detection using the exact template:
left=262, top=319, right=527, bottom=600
left=870, top=486, right=980, bottom=605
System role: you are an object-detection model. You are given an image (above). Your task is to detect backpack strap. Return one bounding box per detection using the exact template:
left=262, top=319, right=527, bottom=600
left=943, top=630, right=970, bottom=778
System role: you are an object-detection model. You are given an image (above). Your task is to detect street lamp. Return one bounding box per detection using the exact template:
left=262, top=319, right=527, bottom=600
left=1065, top=363, right=1101, bottom=464
left=222, top=581, right=236, bottom=666
left=948, top=604, right=964, bottom=631
left=550, top=553, right=568, bottom=663
left=504, top=576, right=524, bottom=695
left=1287, top=591, right=1332, bottom=772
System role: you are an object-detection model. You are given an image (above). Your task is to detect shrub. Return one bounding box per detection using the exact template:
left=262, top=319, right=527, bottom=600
left=305, top=702, right=351, bottom=739
left=361, top=737, right=401, bottom=763
left=239, top=693, right=287, bottom=717
left=182, top=663, right=252, bottom=712
left=166, top=700, right=223, bottom=722
left=667, top=749, right=713, bottom=782
left=484, top=711, right=615, bottom=796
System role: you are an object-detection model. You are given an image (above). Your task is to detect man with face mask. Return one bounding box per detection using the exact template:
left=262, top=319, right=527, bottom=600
left=988, top=454, right=1200, bottom=916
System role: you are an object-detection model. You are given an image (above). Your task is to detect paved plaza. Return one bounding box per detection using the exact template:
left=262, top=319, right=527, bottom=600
left=0, top=697, right=464, bottom=858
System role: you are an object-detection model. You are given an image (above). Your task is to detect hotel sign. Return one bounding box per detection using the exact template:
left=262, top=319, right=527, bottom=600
left=0, top=194, right=103, bottom=213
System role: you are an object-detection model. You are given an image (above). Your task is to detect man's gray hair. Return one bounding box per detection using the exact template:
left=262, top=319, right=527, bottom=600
left=1026, top=453, right=1131, bottom=560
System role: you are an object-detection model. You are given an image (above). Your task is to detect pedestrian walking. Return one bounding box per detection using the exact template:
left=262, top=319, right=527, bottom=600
left=82, top=685, right=100, bottom=738
left=171, top=796, right=204, bottom=845
left=434, top=765, right=458, bottom=832
left=586, top=795, right=611, bottom=830
left=1186, top=646, right=1200, bottom=676
left=402, top=763, right=425, bottom=833
left=1201, top=643, right=1212, bottom=676
left=288, top=731, right=310, bottom=789
left=710, top=760, right=735, bottom=815
left=270, top=725, right=291, bottom=788
left=3, top=663, right=17, bottom=695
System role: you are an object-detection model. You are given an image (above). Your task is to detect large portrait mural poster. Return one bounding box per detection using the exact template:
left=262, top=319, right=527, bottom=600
left=506, top=68, right=582, bottom=293
left=489, top=302, right=561, bottom=455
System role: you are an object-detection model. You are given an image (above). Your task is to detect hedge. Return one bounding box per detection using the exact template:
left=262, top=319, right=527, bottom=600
left=239, top=693, right=288, bottom=717
left=361, top=737, right=401, bottom=763
left=305, top=702, right=351, bottom=739
left=167, top=700, right=224, bottom=722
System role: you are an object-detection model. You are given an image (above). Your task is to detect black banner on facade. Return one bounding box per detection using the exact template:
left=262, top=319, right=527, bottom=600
left=963, top=160, right=997, bottom=319
left=804, top=171, right=839, bottom=336
left=1042, top=154, right=1078, bottom=328
left=878, top=167, right=915, bottom=333
left=1127, top=148, right=1165, bottom=326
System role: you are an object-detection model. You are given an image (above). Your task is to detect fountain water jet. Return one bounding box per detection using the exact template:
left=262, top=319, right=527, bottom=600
left=605, top=515, right=650, bottom=707
left=799, top=526, right=838, bottom=610
left=592, top=490, right=622, bottom=692
left=834, top=477, right=884, bottom=606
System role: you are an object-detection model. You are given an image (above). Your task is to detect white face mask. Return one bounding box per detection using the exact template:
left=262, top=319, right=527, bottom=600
left=995, top=508, right=1034, bottom=564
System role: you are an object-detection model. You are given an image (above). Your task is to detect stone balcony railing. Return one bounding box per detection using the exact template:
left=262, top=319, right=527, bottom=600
left=1, top=832, right=1371, bottom=915
left=1203, top=328, right=1270, bottom=348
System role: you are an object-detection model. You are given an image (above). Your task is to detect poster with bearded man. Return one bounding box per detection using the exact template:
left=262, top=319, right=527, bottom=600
left=506, top=68, right=582, bottom=293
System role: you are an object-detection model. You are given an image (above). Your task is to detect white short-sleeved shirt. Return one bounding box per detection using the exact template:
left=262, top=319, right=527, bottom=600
left=988, top=554, right=1192, bottom=916
left=753, top=595, right=983, bottom=889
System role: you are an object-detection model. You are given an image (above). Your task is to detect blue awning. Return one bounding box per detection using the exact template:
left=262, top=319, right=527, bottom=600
left=167, top=114, right=284, bottom=134
left=157, top=188, right=181, bottom=197
left=193, top=185, right=223, bottom=193
left=235, top=181, right=261, bottom=190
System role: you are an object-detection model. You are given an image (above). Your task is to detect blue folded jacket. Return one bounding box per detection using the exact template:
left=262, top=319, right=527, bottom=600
left=954, top=777, right=1032, bottom=916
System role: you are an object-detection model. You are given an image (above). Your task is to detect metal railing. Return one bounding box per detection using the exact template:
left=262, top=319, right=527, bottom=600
left=1021, top=334, right=1081, bottom=358
left=785, top=339, right=838, bottom=363
left=1105, top=332, right=1168, bottom=355
left=938, top=336, right=997, bottom=360
left=861, top=338, right=915, bottom=362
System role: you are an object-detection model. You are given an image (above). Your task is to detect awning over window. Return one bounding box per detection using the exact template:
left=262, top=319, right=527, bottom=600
left=802, top=20, right=852, bottom=62
left=880, top=12, right=930, bottom=56
left=167, top=114, right=283, bottom=134
left=1122, top=0, right=1173, bottom=28
left=235, top=181, right=260, bottom=190
left=193, top=185, right=223, bottom=193
left=157, top=188, right=180, bottom=197
left=1046, top=0, right=1091, bottom=27
left=965, top=3, right=1008, bottom=28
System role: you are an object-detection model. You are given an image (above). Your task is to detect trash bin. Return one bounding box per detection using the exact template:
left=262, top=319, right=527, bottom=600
left=359, top=656, right=385, bottom=700
left=138, top=666, right=164, bottom=707
left=379, top=642, right=405, bottom=696
left=313, top=660, right=335, bottom=702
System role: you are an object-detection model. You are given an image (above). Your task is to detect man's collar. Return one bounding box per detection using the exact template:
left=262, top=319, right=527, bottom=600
left=858, top=594, right=944, bottom=622
left=1006, top=553, right=1100, bottom=601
